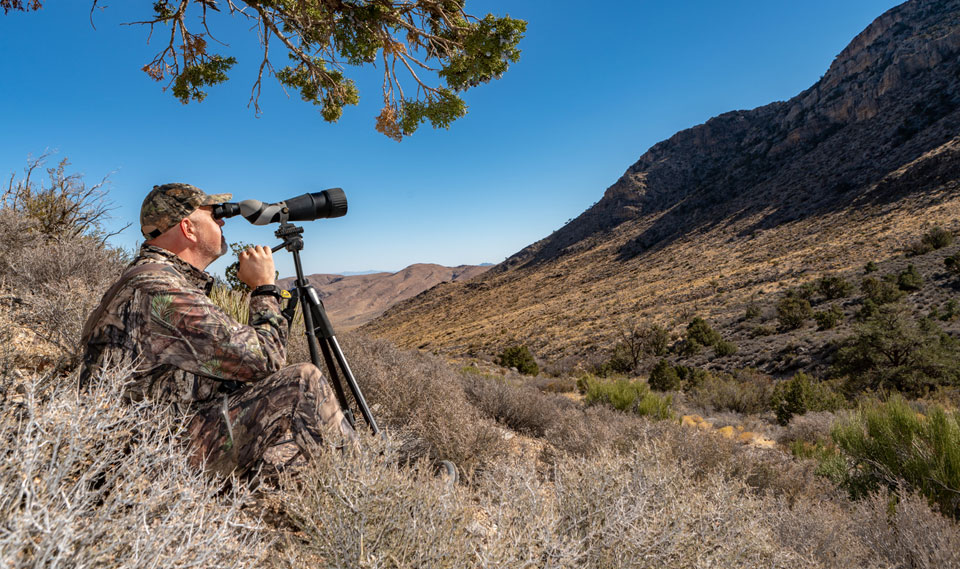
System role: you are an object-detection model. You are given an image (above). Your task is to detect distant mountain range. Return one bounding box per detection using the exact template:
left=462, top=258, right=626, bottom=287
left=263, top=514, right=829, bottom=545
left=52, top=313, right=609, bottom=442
left=277, top=263, right=490, bottom=330
left=363, top=0, right=960, bottom=361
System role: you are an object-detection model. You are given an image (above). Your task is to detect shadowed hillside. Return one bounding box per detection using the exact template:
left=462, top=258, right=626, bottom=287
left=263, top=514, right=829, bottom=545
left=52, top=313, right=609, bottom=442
left=364, top=0, right=960, bottom=362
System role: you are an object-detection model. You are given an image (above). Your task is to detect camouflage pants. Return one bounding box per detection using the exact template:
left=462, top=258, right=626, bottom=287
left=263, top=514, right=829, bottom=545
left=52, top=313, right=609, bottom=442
left=186, top=362, right=356, bottom=477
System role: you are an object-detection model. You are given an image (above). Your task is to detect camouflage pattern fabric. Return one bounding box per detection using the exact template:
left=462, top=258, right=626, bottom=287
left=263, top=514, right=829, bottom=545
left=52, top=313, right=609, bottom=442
left=186, top=362, right=355, bottom=478
left=82, top=244, right=356, bottom=475
left=140, top=183, right=232, bottom=238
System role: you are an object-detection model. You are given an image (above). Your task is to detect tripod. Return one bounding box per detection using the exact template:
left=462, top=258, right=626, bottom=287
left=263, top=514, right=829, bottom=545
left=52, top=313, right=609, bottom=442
left=271, top=222, right=380, bottom=435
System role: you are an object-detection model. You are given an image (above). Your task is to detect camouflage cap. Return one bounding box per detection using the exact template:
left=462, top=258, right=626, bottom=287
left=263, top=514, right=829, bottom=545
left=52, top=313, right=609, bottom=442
left=140, top=183, right=232, bottom=239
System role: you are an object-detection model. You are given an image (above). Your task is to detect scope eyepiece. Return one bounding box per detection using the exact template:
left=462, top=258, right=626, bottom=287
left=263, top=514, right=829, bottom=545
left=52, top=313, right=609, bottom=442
left=212, top=203, right=241, bottom=220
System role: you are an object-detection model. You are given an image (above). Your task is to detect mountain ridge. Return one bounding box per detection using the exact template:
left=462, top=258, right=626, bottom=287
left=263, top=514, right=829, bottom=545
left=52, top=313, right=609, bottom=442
left=278, top=262, right=489, bottom=330
left=363, top=0, right=960, bottom=362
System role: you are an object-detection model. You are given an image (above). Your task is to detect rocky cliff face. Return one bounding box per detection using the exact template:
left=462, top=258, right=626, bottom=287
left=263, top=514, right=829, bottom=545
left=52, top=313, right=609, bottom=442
left=499, top=0, right=960, bottom=271
left=364, top=0, right=960, bottom=360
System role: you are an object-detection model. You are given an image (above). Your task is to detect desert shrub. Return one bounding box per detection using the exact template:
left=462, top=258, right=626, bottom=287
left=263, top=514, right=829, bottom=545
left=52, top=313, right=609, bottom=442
left=713, top=339, right=737, bottom=357
left=818, top=275, right=854, bottom=299
left=582, top=376, right=673, bottom=420
left=942, top=299, right=960, bottom=322
left=771, top=373, right=847, bottom=426
left=648, top=358, right=680, bottom=391
left=496, top=344, right=539, bottom=376
left=531, top=375, right=577, bottom=394
left=674, top=364, right=712, bottom=390
left=832, top=306, right=960, bottom=395
left=897, top=264, right=923, bottom=291
left=831, top=396, right=960, bottom=519
left=750, top=324, right=776, bottom=337
left=686, top=317, right=721, bottom=347
left=793, top=282, right=818, bottom=300
left=676, top=338, right=702, bottom=356
left=645, top=324, right=671, bottom=356
left=2, top=155, right=123, bottom=241
left=864, top=260, right=878, bottom=273
left=776, top=411, right=839, bottom=447
left=925, top=226, right=955, bottom=249
left=339, top=335, right=506, bottom=473
left=461, top=372, right=575, bottom=438
left=860, top=276, right=905, bottom=305
left=906, top=240, right=934, bottom=256
left=777, top=295, right=812, bottom=330
left=596, top=342, right=634, bottom=376
left=946, top=252, right=960, bottom=276
left=0, top=370, right=268, bottom=567
left=814, top=304, right=844, bottom=330
left=744, top=304, right=762, bottom=320
left=685, top=369, right=774, bottom=415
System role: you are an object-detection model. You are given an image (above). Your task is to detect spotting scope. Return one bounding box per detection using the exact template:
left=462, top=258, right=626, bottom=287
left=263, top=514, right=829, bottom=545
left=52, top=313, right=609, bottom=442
left=212, top=188, right=347, bottom=224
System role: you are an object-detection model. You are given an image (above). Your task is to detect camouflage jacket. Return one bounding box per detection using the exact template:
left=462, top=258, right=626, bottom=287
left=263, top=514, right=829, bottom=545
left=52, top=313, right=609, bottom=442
left=81, top=245, right=288, bottom=410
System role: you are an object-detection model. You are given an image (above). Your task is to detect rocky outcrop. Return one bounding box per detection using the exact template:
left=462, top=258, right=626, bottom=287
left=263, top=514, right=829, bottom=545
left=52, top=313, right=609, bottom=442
left=499, top=0, right=960, bottom=271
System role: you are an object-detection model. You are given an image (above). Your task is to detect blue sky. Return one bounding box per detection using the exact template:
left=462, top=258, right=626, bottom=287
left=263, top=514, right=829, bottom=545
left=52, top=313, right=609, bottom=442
left=1, top=0, right=903, bottom=278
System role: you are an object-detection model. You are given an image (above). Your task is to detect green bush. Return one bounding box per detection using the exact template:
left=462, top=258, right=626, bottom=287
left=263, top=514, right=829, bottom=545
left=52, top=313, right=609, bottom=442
left=831, top=396, right=960, bottom=519
left=648, top=359, right=681, bottom=391
left=677, top=338, right=702, bottom=357
left=923, top=226, right=954, bottom=250
left=743, top=304, right=761, bottom=320
left=814, top=304, right=844, bottom=330
left=832, top=306, right=960, bottom=394
left=818, top=275, right=854, bottom=300
left=771, top=372, right=846, bottom=426
left=777, top=295, right=812, bottom=330
left=945, top=253, right=960, bottom=276
left=713, top=340, right=737, bottom=357
left=942, top=299, right=960, bottom=322
left=897, top=265, right=923, bottom=292
left=674, top=364, right=712, bottom=391
left=497, top=345, right=539, bottom=376
left=861, top=277, right=905, bottom=305
left=583, top=377, right=673, bottom=420
left=750, top=324, right=775, bottom=337
left=686, top=317, right=721, bottom=347
left=864, top=261, right=878, bottom=273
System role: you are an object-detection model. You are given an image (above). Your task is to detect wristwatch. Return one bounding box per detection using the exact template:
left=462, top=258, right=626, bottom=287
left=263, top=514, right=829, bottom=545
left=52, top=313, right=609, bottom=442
left=250, top=284, right=283, bottom=301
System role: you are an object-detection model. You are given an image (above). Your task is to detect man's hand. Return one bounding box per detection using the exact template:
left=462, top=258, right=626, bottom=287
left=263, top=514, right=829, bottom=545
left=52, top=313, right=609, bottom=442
left=237, top=245, right=276, bottom=289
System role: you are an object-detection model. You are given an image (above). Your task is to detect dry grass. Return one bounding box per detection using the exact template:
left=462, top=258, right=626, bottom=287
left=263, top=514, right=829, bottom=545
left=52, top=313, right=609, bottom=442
left=0, top=367, right=268, bottom=568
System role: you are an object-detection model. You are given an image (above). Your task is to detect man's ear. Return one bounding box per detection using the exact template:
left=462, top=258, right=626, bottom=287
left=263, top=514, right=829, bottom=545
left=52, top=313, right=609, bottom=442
left=179, top=216, right=198, bottom=243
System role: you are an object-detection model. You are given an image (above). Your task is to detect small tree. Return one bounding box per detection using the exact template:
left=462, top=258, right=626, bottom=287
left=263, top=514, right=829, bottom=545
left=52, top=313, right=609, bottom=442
left=777, top=295, right=812, bottom=330
left=224, top=241, right=254, bottom=293
left=922, top=226, right=954, bottom=250
left=860, top=276, right=905, bottom=305
left=814, top=304, right=844, bottom=330
left=832, top=305, right=960, bottom=394
left=818, top=275, right=853, bottom=300
left=648, top=359, right=681, bottom=392
left=686, top=317, right=721, bottom=347
left=897, top=264, right=923, bottom=291
left=497, top=345, right=538, bottom=376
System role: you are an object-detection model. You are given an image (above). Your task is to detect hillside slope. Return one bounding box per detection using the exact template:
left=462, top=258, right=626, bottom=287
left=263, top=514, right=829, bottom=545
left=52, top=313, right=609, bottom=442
left=364, top=0, right=960, bottom=362
left=278, top=263, right=488, bottom=329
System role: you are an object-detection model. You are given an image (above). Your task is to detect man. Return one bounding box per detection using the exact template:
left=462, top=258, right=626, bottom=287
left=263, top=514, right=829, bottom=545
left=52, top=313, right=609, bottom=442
left=80, top=183, right=356, bottom=478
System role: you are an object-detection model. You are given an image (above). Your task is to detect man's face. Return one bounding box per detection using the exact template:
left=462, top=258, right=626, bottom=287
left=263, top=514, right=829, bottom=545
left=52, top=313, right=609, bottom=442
left=189, top=206, right=228, bottom=264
